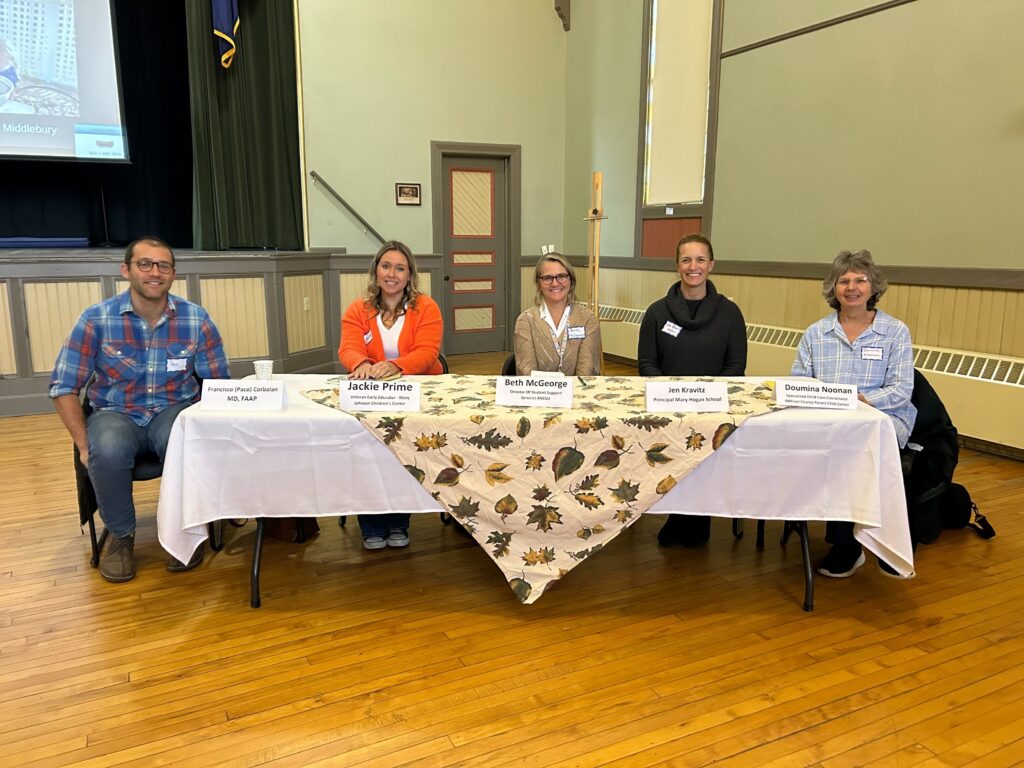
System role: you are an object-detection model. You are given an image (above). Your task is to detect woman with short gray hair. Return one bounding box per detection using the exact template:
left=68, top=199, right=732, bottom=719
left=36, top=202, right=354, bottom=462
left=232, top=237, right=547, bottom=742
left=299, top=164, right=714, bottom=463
left=792, top=249, right=916, bottom=579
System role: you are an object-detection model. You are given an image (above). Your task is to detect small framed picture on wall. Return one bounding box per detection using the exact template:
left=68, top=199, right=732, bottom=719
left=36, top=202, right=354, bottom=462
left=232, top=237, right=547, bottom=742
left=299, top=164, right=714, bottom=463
left=395, top=183, right=421, bottom=206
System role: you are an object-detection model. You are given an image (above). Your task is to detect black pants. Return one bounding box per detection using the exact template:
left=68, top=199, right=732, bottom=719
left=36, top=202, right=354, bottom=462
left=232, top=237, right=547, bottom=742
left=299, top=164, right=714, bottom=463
left=824, top=520, right=857, bottom=548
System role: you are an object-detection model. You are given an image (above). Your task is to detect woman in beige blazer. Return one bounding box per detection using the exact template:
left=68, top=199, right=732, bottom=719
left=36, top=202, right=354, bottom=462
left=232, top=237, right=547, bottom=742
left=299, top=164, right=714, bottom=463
left=513, top=253, right=602, bottom=376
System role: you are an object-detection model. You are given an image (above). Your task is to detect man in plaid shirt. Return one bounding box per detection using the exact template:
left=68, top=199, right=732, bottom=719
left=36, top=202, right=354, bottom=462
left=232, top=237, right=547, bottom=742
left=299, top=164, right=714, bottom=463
left=50, top=236, right=230, bottom=582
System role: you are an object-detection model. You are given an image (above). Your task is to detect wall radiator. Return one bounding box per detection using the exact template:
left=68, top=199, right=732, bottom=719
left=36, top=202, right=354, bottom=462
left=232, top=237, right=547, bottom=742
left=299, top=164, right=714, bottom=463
left=598, top=306, right=1024, bottom=452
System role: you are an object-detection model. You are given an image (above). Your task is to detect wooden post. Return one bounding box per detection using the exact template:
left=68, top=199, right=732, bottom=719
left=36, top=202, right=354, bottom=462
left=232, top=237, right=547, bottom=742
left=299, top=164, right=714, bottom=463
left=584, top=171, right=608, bottom=373
left=584, top=171, right=607, bottom=312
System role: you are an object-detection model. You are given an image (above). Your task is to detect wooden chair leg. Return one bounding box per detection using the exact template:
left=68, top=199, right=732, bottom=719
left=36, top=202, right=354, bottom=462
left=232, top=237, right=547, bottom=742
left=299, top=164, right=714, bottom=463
left=250, top=518, right=265, bottom=608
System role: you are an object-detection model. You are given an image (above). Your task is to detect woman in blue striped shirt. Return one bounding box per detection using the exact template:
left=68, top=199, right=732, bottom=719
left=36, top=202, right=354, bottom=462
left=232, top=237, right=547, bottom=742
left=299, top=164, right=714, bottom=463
left=792, top=250, right=917, bottom=579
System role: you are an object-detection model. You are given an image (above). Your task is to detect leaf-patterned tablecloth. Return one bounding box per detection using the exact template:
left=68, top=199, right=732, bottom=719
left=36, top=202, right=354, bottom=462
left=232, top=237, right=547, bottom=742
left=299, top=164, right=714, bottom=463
left=302, top=375, right=783, bottom=604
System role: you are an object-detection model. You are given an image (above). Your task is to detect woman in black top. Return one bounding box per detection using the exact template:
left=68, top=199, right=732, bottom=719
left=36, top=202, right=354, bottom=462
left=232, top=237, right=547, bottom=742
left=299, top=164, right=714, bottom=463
left=637, top=235, right=746, bottom=376
left=637, top=233, right=747, bottom=546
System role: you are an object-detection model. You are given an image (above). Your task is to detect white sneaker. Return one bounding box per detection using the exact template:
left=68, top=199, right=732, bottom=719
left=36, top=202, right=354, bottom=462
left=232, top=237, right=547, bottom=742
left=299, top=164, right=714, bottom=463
left=386, top=529, right=410, bottom=548
left=817, top=550, right=866, bottom=578
left=363, top=535, right=386, bottom=550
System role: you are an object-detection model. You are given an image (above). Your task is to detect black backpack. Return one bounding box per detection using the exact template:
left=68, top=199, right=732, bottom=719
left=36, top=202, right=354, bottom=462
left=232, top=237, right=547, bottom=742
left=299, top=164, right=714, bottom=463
left=904, top=371, right=996, bottom=544
left=941, top=482, right=996, bottom=539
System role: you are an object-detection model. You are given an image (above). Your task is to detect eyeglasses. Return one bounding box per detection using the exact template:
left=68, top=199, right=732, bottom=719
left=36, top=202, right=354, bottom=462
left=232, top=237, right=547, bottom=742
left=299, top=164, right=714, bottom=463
left=539, top=273, right=570, bottom=285
left=132, top=259, right=174, bottom=274
left=836, top=276, right=870, bottom=288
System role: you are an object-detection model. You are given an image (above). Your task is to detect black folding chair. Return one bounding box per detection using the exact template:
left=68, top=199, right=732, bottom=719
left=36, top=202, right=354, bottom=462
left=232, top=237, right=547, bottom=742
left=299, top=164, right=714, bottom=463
left=75, top=395, right=224, bottom=569
left=501, top=353, right=516, bottom=376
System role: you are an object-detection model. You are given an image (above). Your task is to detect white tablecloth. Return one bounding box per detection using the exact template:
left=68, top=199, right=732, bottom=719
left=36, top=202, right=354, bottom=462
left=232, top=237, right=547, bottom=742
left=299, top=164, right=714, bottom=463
left=648, top=402, right=914, bottom=575
left=158, top=375, right=913, bottom=578
left=157, top=375, right=442, bottom=563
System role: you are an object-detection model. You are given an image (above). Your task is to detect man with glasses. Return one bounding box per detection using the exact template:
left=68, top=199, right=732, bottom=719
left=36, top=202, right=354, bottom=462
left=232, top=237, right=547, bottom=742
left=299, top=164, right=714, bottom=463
left=50, top=236, right=230, bottom=582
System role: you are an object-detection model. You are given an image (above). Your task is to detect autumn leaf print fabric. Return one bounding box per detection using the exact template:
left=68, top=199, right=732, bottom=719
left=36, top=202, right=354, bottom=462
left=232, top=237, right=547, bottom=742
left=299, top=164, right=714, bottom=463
left=302, top=375, right=782, bottom=603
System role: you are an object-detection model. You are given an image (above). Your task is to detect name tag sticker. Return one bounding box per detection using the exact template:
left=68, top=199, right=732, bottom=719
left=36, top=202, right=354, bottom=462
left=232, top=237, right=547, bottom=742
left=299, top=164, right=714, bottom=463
left=861, top=347, right=884, bottom=361
left=166, top=358, right=187, bottom=372
left=496, top=376, right=573, bottom=408
left=363, top=330, right=373, bottom=345
left=661, top=321, right=682, bottom=337
left=339, top=379, right=421, bottom=412
left=646, top=381, right=729, bottom=412
left=776, top=380, right=857, bottom=409
left=567, top=326, right=586, bottom=340
left=201, top=380, right=285, bottom=411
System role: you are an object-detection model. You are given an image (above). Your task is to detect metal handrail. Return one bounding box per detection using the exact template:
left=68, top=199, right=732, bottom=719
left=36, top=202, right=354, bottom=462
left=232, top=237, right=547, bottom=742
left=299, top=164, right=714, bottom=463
left=309, top=170, right=385, bottom=246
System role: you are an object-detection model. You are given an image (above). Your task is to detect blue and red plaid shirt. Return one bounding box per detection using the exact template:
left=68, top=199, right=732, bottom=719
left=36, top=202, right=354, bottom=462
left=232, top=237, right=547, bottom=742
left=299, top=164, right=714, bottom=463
left=50, top=292, right=230, bottom=426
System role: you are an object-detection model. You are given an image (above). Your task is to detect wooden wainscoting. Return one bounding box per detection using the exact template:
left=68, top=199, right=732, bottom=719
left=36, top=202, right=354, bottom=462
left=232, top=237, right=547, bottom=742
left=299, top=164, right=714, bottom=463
left=599, top=268, right=1024, bottom=359
left=22, top=280, right=102, bottom=373
left=0, top=281, right=16, bottom=376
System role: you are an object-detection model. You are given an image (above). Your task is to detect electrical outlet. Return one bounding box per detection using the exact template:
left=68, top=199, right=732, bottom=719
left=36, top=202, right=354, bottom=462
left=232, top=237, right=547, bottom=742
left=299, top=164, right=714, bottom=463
left=548, top=243, right=555, bottom=253
left=303, top=296, right=311, bottom=311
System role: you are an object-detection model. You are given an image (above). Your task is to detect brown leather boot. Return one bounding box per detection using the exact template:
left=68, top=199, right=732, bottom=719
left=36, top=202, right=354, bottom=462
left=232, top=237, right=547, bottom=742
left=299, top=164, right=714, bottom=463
left=100, top=534, right=136, bottom=582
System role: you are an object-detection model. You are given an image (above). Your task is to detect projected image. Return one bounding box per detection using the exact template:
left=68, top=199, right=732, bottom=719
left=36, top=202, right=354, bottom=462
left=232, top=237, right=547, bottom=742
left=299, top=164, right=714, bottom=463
left=0, top=0, right=79, bottom=117
left=0, top=0, right=127, bottom=161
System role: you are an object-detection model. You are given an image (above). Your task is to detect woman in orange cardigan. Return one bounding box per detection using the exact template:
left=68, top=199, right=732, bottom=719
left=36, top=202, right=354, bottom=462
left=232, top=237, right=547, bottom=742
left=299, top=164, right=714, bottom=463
left=338, top=240, right=443, bottom=548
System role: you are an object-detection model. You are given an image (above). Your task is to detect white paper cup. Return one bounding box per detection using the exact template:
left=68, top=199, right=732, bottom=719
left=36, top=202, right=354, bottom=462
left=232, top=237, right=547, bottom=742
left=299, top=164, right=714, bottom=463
left=253, top=359, right=274, bottom=380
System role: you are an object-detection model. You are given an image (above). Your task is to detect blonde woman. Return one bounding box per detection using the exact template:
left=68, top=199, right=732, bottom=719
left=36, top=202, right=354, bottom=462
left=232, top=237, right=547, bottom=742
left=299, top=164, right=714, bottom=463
left=338, top=240, right=443, bottom=549
left=513, top=253, right=602, bottom=376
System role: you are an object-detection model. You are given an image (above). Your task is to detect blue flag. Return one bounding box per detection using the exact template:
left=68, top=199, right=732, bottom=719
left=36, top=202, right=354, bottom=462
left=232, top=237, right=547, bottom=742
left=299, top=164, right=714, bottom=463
left=212, top=0, right=239, bottom=69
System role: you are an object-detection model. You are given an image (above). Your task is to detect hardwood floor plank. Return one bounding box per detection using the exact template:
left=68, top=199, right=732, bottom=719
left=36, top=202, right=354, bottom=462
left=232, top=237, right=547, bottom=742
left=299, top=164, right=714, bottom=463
left=1, top=353, right=1021, bottom=768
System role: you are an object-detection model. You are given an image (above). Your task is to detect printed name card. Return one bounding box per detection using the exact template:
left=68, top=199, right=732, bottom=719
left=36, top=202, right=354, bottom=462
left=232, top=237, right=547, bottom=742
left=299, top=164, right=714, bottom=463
left=496, top=376, right=573, bottom=408
left=201, top=380, right=285, bottom=411
left=776, top=380, right=857, bottom=409
left=338, top=379, right=421, bottom=412
left=645, top=381, right=729, bottom=412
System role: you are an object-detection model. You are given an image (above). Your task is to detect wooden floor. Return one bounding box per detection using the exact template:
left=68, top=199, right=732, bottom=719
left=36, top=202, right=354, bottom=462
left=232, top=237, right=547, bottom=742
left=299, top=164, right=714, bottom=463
left=2, top=352, right=1023, bottom=767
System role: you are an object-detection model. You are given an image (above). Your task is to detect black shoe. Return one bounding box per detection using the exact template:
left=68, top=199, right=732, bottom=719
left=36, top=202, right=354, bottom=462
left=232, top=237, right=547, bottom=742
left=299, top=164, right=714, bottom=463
left=817, top=543, right=865, bottom=578
left=167, top=542, right=205, bottom=572
left=878, top=558, right=915, bottom=580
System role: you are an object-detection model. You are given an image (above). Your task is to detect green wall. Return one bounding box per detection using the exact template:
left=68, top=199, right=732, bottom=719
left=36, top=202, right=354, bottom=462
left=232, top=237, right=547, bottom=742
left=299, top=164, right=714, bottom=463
left=297, top=0, right=567, bottom=254
left=713, top=0, right=1024, bottom=268
left=721, top=0, right=880, bottom=51
left=562, top=0, right=644, bottom=258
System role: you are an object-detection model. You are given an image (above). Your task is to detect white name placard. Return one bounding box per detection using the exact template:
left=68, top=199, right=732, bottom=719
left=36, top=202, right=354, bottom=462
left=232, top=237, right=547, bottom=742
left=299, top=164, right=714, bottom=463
left=776, top=380, right=857, bottom=409
left=645, top=381, right=729, bottom=412
left=201, top=380, right=285, bottom=411
left=338, top=379, right=421, bottom=412
left=496, top=375, right=573, bottom=408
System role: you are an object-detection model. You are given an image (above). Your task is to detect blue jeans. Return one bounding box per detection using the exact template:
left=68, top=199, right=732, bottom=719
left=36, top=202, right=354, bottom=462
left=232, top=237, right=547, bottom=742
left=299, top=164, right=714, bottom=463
left=86, top=401, right=192, bottom=537
left=357, top=513, right=410, bottom=539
